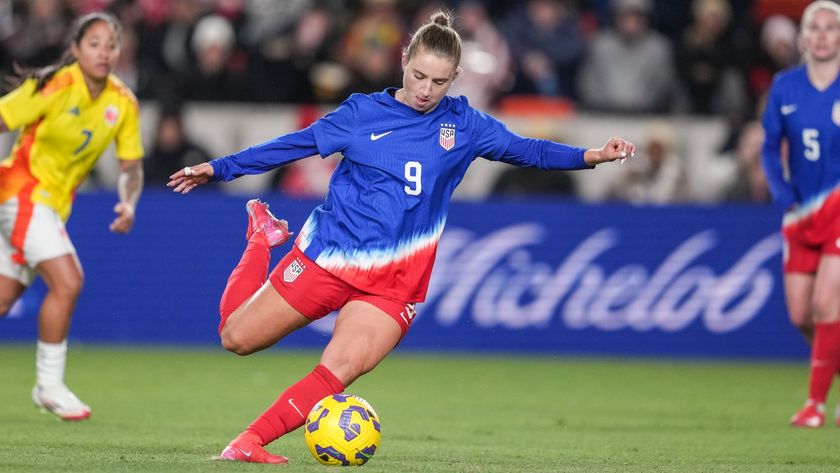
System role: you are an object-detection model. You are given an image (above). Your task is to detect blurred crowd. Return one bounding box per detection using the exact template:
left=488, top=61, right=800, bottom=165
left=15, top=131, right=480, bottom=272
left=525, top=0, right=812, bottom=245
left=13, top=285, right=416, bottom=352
left=0, top=0, right=810, bottom=204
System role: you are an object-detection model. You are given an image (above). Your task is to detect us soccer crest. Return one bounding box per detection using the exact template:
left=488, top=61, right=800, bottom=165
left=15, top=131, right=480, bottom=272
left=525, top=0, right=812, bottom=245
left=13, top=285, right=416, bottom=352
left=283, top=258, right=305, bottom=283
left=439, top=124, right=455, bottom=151
left=833, top=101, right=840, bottom=127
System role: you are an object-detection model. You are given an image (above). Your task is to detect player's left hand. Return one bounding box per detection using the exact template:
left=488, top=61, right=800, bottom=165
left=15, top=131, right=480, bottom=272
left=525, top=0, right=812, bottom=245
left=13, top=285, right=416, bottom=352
left=596, top=137, right=636, bottom=165
left=110, top=202, right=135, bottom=234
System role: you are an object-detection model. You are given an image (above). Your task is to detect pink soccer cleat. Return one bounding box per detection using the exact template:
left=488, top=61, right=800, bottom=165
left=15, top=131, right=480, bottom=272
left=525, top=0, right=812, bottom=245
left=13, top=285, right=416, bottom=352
left=217, top=432, right=289, bottom=464
left=790, top=400, right=824, bottom=428
left=32, top=384, right=91, bottom=421
left=246, top=199, right=292, bottom=248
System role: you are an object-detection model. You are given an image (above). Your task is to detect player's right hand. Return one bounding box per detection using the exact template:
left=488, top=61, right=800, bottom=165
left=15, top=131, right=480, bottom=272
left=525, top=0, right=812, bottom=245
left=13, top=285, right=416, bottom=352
left=168, top=163, right=214, bottom=194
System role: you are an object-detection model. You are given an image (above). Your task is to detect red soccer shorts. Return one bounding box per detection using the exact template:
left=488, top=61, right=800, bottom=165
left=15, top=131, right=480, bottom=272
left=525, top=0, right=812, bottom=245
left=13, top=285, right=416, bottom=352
left=782, top=189, right=840, bottom=274
left=268, top=245, right=416, bottom=338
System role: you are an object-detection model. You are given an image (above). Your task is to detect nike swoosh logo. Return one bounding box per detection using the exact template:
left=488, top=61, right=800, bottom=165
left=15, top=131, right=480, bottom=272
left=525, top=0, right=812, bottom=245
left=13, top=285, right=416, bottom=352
left=242, top=450, right=252, bottom=458
left=781, top=104, right=797, bottom=115
left=370, top=131, right=393, bottom=141
left=288, top=398, right=303, bottom=418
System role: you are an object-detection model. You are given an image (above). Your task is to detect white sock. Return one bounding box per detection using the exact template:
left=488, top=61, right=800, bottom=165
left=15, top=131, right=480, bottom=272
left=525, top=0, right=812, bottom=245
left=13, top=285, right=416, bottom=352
left=36, top=339, right=67, bottom=389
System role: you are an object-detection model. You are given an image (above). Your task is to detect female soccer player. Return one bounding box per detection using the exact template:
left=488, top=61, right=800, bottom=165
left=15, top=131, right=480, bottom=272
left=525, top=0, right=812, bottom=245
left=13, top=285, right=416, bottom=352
left=761, top=0, right=840, bottom=427
left=169, top=10, right=634, bottom=463
left=0, top=12, right=144, bottom=421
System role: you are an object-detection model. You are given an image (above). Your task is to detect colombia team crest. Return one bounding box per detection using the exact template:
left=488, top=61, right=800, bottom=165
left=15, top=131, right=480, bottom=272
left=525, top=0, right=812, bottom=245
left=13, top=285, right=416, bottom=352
left=439, top=124, right=455, bottom=151
left=833, top=100, right=840, bottom=127
left=104, top=105, right=119, bottom=126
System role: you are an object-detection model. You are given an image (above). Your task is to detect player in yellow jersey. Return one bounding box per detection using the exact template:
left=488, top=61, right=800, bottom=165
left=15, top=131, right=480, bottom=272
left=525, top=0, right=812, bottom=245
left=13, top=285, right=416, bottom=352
left=0, top=12, right=143, bottom=420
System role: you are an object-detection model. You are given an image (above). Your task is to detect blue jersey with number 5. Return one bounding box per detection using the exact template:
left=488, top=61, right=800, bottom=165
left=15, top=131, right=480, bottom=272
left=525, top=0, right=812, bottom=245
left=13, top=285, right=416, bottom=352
left=762, top=65, right=840, bottom=211
left=211, top=89, right=589, bottom=301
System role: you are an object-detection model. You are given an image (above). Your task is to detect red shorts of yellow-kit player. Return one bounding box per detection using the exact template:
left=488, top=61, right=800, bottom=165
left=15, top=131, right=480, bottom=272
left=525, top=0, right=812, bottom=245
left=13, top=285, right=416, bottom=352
left=269, top=245, right=416, bottom=339
left=782, top=188, right=840, bottom=274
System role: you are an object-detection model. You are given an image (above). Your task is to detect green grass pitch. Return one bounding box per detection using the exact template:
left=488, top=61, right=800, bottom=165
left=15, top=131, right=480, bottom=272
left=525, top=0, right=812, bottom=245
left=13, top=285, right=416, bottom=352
left=1, top=344, right=838, bottom=472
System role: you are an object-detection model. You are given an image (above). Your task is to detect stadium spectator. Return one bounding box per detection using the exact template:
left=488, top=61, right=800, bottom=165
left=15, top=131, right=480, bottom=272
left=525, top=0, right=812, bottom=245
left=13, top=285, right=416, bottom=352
left=177, top=14, right=251, bottom=102
left=2, top=0, right=69, bottom=68
left=0, top=12, right=143, bottom=421
left=501, top=0, right=585, bottom=99
left=133, top=0, right=207, bottom=100
left=271, top=105, right=339, bottom=198
left=610, top=121, right=685, bottom=204
left=112, top=20, right=139, bottom=90
left=748, top=14, right=800, bottom=103
left=723, top=121, right=770, bottom=204
left=676, top=0, right=748, bottom=117
left=239, top=0, right=316, bottom=49
left=762, top=15, right=801, bottom=67
left=144, top=104, right=211, bottom=187
left=274, top=151, right=340, bottom=198
left=491, top=166, right=577, bottom=197
left=167, top=9, right=635, bottom=464
left=585, top=0, right=616, bottom=28
left=446, top=0, right=513, bottom=111
left=577, top=0, right=679, bottom=113
left=0, top=0, right=796, bottom=119
left=337, top=0, right=404, bottom=96
left=760, top=1, right=840, bottom=428
left=247, top=5, right=342, bottom=103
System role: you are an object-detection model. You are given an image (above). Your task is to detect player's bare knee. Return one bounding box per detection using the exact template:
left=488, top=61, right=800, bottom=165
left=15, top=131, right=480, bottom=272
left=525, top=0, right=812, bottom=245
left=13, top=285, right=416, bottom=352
left=219, top=328, right=241, bottom=354
left=222, top=340, right=253, bottom=356
left=811, top=297, right=840, bottom=324
left=220, top=328, right=256, bottom=356
left=788, top=305, right=813, bottom=329
left=52, top=276, right=84, bottom=302
left=70, top=274, right=84, bottom=297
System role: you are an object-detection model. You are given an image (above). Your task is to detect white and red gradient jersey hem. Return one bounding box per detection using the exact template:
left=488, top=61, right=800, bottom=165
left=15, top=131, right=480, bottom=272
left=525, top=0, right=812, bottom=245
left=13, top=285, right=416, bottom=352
left=295, top=216, right=445, bottom=302
left=782, top=181, right=840, bottom=229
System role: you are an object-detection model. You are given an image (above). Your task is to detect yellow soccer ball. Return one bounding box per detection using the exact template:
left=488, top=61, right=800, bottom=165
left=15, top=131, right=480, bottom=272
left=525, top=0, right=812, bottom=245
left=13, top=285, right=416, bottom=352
left=304, top=393, right=381, bottom=466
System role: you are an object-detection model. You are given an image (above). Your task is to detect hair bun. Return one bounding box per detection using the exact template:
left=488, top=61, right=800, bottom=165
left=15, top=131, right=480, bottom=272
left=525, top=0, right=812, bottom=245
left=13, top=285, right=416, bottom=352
left=430, top=11, right=452, bottom=28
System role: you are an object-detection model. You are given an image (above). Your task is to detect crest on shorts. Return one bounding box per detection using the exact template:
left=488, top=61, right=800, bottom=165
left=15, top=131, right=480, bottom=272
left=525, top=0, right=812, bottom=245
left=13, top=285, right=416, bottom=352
left=104, top=105, right=119, bottom=126
left=439, top=124, right=455, bottom=151
left=283, top=258, right=305, bottom=283
left=398, top=303, right=417, bottom=326
left=833, top=101, right=840, bottom=127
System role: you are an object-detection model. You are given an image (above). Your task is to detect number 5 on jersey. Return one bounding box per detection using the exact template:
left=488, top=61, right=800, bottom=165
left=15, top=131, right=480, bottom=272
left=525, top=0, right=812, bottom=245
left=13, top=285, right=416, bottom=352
left=803, top=128, right=820, bottom=161
left=405, top=161, right=422, bottom=195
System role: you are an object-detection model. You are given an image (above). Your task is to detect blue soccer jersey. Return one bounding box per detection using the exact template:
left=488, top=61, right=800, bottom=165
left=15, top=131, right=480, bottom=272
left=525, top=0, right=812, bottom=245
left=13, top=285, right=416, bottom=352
left=762, top=65, right=840, bottom=212
left=211, top=89, right=590, bottom=301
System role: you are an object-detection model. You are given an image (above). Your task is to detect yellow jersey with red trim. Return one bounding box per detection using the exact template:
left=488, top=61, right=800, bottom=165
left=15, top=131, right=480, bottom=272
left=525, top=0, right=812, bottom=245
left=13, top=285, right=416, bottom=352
left=0, top=63, right=143, bottom=221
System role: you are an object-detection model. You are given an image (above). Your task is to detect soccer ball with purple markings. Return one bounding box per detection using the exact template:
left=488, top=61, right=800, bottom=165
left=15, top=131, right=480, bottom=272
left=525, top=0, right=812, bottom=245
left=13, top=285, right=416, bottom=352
left=304, top=393, right=381, bottom=466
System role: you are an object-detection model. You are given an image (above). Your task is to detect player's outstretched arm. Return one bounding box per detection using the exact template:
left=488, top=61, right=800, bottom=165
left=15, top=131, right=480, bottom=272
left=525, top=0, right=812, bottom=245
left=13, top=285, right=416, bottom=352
left=584, top=136, right=636, bottom=166
left=167, top=162, right=214, bottom=194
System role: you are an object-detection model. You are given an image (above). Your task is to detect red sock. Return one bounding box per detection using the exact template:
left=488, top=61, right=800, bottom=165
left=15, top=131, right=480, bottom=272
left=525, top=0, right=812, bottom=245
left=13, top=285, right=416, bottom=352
left=245, top=364, right=345, bottom=446
left=218, top=235, right=270, bottom=334
left=807, top=322, right=840, bottom=404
